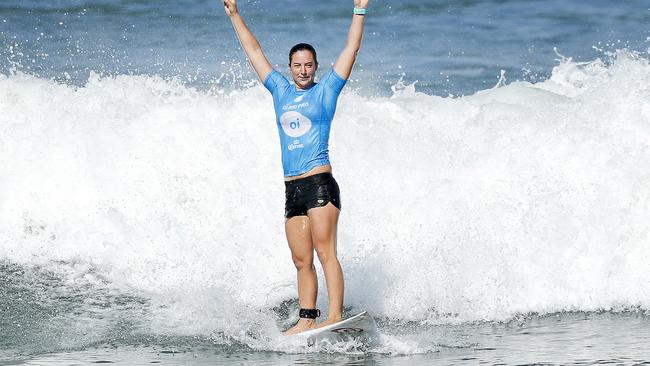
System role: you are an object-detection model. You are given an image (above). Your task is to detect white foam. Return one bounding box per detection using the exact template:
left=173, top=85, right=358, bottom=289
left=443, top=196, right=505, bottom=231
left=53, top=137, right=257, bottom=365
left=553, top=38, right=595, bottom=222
left=1, top=51, right=650, bottom=349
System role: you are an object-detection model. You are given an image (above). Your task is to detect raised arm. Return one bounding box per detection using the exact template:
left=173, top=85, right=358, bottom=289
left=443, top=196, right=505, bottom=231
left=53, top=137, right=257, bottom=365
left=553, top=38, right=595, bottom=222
left=223, top=0, right=273, bottom=82
left=333, top=0, right=369, bottom=80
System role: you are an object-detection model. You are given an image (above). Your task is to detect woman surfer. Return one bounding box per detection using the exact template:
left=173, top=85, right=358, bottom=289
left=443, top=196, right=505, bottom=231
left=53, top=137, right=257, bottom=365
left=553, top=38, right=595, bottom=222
left=223, top=0, right=368, bottom=335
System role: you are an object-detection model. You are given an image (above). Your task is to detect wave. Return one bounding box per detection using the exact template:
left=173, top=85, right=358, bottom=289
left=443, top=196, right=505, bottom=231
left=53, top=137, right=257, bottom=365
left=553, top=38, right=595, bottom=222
left=1, top=50, right=650, bottom=353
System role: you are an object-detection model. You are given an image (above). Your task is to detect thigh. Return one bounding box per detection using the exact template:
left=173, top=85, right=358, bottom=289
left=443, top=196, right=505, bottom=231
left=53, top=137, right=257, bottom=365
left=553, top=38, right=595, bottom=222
left=308, top=203, right=340, bottom=252
left=285, top=215, right=314, bottom=259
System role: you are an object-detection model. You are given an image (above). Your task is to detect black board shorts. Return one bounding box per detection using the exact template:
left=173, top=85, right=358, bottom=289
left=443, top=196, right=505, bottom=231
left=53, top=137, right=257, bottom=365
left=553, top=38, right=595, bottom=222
left=284, top=172, right=341, bottom=219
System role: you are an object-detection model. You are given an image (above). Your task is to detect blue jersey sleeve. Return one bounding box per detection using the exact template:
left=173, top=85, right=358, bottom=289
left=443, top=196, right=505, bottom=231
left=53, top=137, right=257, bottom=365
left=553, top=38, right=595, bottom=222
left=319, top=69, right=347, bottom=119
left=263, top=70, right=290, bottom=95
left=319, top=69, right=347, bottom=94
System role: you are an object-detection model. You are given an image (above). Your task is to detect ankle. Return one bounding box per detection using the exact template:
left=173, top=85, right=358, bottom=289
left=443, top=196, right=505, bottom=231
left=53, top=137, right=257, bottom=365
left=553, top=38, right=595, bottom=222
left=327, top=314, right=343, bottom=321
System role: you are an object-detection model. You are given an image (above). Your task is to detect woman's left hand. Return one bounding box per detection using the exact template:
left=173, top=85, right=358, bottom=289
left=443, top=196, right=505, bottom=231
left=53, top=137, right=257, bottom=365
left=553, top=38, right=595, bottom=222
left=354, top=0, right=369, bottom=9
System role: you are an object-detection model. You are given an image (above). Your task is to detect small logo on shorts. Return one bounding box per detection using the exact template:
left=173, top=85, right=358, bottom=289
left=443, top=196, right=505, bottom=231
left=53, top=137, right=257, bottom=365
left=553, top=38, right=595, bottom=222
left=317, top=199, right=324, bottom=204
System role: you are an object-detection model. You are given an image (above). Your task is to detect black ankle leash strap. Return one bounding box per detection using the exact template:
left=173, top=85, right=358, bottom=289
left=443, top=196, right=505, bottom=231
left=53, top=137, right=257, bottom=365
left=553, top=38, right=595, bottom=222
left=299, top=308, right=321, bottom=319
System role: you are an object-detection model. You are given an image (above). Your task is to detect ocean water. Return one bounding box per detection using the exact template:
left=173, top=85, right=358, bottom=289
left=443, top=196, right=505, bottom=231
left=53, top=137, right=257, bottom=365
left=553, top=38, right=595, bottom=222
left=2, top=0, right=650, bottom=365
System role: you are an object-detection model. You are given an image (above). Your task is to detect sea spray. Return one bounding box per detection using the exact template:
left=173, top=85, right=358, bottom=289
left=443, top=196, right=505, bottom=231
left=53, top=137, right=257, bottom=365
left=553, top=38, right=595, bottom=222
left=1, top=51, right=649, bottom=352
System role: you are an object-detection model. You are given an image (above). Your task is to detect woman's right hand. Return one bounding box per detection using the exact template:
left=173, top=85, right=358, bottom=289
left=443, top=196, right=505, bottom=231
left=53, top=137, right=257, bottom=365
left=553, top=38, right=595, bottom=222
left=354, top=0, right=369, bottom=9
left=223, top=0, right=238, bottom=16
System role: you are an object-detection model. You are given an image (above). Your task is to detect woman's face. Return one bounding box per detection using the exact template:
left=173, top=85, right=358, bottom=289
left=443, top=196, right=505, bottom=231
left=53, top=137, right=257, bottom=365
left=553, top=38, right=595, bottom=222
left=289, top=50, right=318, bottom=89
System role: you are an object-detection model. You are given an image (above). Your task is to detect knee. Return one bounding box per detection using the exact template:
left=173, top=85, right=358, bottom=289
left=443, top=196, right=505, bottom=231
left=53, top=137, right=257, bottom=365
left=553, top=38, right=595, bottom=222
left=315, top=246, right=336, bottom=265
left=292, top=254, right=314, bottom=272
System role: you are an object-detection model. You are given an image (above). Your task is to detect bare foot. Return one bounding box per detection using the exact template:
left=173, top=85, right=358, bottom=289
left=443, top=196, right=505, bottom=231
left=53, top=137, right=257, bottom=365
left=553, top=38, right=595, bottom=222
left=282, top=318, right=317, bottom=336
left=316, top=315, right=343, bottom=329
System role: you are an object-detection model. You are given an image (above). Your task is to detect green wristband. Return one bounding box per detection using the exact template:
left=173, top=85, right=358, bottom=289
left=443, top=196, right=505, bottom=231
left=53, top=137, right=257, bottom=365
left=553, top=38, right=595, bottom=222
left=353, top=7, right=367, bottom=15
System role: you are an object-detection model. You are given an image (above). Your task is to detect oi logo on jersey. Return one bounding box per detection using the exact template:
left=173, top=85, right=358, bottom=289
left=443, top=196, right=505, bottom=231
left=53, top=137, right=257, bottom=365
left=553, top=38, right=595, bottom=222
left=280, top=111, right=312, bottom=138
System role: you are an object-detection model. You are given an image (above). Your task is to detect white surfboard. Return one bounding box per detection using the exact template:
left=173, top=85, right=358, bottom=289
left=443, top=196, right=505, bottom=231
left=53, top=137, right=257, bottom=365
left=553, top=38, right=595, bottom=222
left=294, top=311, right=378, bottom=347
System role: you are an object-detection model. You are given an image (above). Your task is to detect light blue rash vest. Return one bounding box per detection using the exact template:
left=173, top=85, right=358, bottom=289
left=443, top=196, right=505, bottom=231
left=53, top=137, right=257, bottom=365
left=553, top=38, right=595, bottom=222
left=263, top=69, right=347, bottom=177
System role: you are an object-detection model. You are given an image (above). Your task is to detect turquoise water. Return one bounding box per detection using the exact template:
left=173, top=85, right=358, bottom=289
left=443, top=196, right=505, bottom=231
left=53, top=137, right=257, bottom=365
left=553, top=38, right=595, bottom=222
left=2, top=0, right=649, bottom=94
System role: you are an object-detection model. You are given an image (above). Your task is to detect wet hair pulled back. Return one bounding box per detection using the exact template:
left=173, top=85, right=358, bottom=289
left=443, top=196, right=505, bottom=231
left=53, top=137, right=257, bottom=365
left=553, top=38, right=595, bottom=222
left=289, top=43, right=318, bottom=65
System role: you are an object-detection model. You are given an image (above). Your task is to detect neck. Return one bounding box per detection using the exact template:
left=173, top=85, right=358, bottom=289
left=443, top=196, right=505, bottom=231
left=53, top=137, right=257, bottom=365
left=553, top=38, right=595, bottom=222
left=295, top=80, right=315, bottom=90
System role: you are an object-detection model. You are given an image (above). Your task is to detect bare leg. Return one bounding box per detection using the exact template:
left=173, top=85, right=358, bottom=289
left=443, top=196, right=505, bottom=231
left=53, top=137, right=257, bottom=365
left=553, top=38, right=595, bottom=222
left=283, top=215, right=318, bottom=335
left=309, top=203, right=343, bottom=326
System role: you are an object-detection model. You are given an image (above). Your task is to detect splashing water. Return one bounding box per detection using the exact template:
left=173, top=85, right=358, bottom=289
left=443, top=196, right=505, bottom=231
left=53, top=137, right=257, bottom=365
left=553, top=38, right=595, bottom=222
left=1, top=50, right=650, bottom=358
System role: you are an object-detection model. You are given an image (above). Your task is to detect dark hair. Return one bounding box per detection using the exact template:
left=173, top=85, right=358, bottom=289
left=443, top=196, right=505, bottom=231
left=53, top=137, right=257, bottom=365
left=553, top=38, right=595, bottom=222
left=289, top=43, right=318, bottom=65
